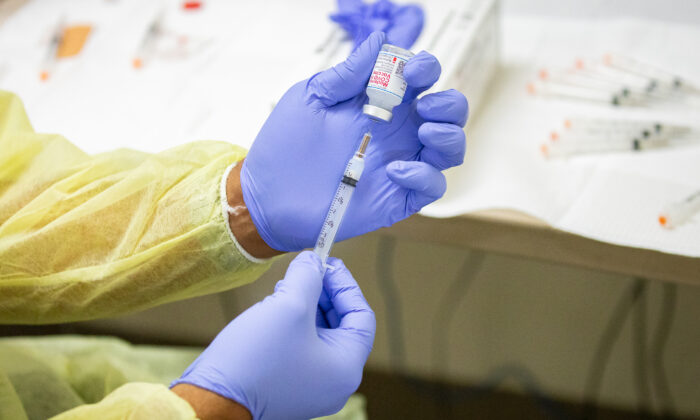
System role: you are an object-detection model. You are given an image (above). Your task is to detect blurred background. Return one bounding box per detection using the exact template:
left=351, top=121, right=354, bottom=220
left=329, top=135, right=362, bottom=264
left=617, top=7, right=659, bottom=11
left=1, top=0, right=699, bottom=419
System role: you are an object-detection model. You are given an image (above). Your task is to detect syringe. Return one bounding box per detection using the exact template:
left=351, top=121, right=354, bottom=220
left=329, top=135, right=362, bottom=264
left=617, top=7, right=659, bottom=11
left=133, top=11, right=163, bottom=69
left=540, top=133, right=694, bottom=158
left=313, top=131, right=372, bottom=267
left=312, top=42, right=413, bottom=267
left=659, top=190, right=700, bottom=229
left=541, top=120, right=696, bottom=158
left=40, top=18, right=65, bottom=82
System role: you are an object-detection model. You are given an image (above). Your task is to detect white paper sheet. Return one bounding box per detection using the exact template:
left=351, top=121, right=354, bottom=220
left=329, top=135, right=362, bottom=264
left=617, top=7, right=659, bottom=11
left=421, top=17, right=700, bottom=257
left=0, top=0, right=350, bottom=152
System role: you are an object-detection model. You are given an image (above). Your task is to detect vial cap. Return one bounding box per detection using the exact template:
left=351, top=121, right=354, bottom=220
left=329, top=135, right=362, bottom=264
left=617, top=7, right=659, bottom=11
left=363, top=104, right=393, bottom=122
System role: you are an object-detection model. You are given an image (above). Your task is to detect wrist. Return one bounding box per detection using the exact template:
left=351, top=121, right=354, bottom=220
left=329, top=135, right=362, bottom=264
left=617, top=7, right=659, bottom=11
left=226, top=160, right=283, bottom=259
left=172, top=384, right=252, bottom=420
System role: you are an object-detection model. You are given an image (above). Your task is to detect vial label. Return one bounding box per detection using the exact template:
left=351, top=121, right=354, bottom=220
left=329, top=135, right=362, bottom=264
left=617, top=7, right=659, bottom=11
left=367, top=51, right=411, bottom=99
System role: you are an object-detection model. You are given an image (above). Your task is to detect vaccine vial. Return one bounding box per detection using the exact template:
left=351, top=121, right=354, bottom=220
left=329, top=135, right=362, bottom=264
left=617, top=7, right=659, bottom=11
left=364, top=44, right=414, bottom=122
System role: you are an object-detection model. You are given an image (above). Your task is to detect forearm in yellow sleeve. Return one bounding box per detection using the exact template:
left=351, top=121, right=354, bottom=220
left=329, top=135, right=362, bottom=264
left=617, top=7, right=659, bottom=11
left=50, top=383, right=198, bottom=420
left=0, top=91, right=273, bottom=324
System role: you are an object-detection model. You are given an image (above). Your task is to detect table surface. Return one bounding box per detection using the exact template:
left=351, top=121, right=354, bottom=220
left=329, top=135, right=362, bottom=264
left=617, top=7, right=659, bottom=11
left=1, top=0, right=697, bottom=286
left=385, top=210, right=699, bottom=286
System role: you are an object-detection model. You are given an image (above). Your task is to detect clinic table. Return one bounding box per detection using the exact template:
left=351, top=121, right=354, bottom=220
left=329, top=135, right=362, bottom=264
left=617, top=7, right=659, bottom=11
left=383, top=210, right=700, bottom=286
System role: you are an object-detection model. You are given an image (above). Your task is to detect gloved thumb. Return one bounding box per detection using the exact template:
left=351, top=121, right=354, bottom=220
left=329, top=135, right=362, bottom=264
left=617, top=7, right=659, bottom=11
left=324, top=258, right=375, bottom=358
left=274, top=251, right=325, bottom=309
left=307, top=31, right=385, bottom=107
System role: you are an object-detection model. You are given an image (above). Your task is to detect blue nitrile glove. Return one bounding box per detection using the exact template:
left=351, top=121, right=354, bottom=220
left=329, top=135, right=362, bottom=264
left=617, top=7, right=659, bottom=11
left=172, top=252, right=375, bottom=420
left=330, top=0, right=424, bottom=49
left=241, top=31, right=468, bottom=252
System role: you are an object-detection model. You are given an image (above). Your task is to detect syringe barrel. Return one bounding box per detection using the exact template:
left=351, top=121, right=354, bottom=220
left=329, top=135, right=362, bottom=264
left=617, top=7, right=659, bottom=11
left=313, top=184, right=356, bottom=266
left=345, top=155, right=365, bottom=180
left=313, top=156, right=366, bottom=267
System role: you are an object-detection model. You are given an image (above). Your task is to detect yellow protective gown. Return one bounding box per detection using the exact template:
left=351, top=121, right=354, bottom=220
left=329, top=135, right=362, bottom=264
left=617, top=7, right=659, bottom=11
left=0, top=335, right=366, bottom=420
left=0, top=90, right=272, bottom=324
left=1, top=90, right=355, bottom=419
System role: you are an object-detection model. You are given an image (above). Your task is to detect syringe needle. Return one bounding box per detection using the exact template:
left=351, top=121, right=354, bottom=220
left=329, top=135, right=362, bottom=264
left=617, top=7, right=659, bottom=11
left=357, top=131, right=372, bottom=156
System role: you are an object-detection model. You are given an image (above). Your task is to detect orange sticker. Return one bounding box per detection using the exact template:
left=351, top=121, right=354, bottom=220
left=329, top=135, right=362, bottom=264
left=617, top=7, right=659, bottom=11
left=57, top=25, right=92, bottom=58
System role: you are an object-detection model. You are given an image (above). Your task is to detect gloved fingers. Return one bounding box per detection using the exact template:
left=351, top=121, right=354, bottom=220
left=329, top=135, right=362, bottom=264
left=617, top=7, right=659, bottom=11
left=317, top=287, right=341, bottom=328
left=324, top=258, right=376, bottom=350
left=385, top=5, right=424, bottom=49
left=418, top=122, right=466, bottom=170
left=326, top=307, right=341, bottom=329
left=307, top=31, right=385, bottom=107
left=318, top=285, right=332, bottom=312
left=386, top=161, right=447, bottom=213
left=416, top=89, right=469, bottom=127
left=274, top=251, right=325, bottom=310
left=316, top=306, right=330, bottom=328
left=402, top=51, right=441, bottom=103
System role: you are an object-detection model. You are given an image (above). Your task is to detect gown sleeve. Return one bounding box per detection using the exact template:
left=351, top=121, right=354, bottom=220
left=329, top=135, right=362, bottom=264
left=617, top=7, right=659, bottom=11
left=0, top=90, right=273, bottom=324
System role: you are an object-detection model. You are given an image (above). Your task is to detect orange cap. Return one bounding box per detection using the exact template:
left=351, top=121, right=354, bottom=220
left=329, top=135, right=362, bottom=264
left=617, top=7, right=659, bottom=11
left=40, top=71, right=49, bottom=81
left=564, top=119, right=572, bottom=129
left=527, top=83, right=536, bottom=94
left=658, top=214, right=668, bottom=227
left=550, top=131, right=559, bottom=142
left=132, top=58, right=143, bottom=69
left=538, top=69, right=548, bottom=80
left=575, top=59, right=585, bottom=70
left=540, top=144, right=549, bottom=157
left=183, top=1, right=202, bottom=9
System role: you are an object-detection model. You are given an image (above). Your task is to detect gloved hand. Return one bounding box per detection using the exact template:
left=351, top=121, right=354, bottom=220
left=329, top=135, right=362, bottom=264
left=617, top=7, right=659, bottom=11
left=172, top=252, right=375, bottom=420
left=330, top=0, right=425, bottom=49
left=242, top=31, right=468, bottom=252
